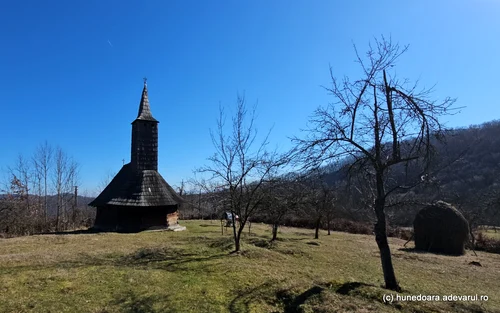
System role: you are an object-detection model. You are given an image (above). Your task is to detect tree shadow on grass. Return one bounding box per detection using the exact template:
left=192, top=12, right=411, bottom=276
left=397, top=247, right=468, bottom=257
left=276, top=285, right=325, bottom=313
left=38, top=227, right=182, bottom=236
left=272, top=237, right=310, bottom=243
left=5, top=246, right=228, bottom=275
left=275, top=281, right=377, bottom=313
left=334, top=281, right=373, bottom=295
left=398, top=247, right=427, bottom=253
left=108, top=290, right=173, bottom=313
left=199, top=224, right=220, bottom=228
left=75, top=247, right=228, bottom=274
left=38, top=228, right=98, bottom=236
left=144, top=253, right=226, bottom=273
left=228, top=281, right=278, bottom=313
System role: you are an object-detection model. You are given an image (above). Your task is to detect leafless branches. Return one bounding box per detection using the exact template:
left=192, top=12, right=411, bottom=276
left=292, top=37, right=457, bottom=291
left=0, top=142, right=82, bottom=236
left=295, top=38, right=456, bottom=180
left=33, top=141, right=52, bottom=221
left=197, top=94, right=286, bottom=252
left=52, top=146, right=79, bottom=231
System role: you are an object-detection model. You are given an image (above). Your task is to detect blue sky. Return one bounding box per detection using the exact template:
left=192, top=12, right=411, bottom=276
left=1, top=0, right=499, bottom=196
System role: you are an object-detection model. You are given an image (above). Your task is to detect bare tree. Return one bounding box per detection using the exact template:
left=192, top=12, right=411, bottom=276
left=262, top=174, right=305, bottom=241
left=33, top=141, right=53, bottom=223
left=52, top=146, right=79, bottom=231
left=300, top=170, right=336, bottom=239
left=4, top=150, right=45, bottom=234
left=32, top=157, right=43, bottom=223
left=198, top=94, right=285, bottom=252
left=1, top=142, right=85, bottom=236
left=8, top=154, right=32, bottom=215
left=293, top=37, right=456, bottom=291
left=0, top=175, right=28, bottom=234
left=97, top=169, right=116, bottom=194
left=188, top=177, right=227, bottom=220
left=324, top=187, right=337, bottom=236
left=67, top=163, right=80, bottom=227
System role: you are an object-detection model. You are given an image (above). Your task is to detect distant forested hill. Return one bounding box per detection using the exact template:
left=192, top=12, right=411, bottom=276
left=320, top=119, right=500, bottom=227
left=181, top=120, right=500, bottom=229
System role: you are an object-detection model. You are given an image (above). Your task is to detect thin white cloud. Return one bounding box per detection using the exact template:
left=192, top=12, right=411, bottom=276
left=107, top=39, right=113, bottom=48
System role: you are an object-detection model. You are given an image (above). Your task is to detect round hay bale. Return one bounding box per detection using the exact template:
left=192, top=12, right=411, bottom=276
left=413, top=201, right=469, bottom=255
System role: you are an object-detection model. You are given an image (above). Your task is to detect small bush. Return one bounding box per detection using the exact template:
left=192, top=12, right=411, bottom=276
left=387, top=226, right=413, bottom=241
left=126, top=247, right=169, bottom=262
left=330, top=219, right=372, bottom=235
left=248, top=238, right=273, bottom=248
left=474, top=232, right=500, bottom=254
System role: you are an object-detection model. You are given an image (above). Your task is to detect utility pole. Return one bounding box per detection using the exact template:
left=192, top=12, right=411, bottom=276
left=73, top=186, right=78, bottom=225
left=74, top=186, right=78, bottom=208
left=198, top=188, right=202, bottom=219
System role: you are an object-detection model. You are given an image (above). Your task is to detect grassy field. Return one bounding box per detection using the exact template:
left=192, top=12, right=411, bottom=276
left=0, top=220, right=499, bottom=313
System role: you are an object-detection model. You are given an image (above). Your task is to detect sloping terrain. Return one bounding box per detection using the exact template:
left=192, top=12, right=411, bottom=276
left=0, top=221, right=499, bottom=313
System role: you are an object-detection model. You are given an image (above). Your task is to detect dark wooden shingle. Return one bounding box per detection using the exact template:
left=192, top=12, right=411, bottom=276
left=89, top=163, right=183, bottom=207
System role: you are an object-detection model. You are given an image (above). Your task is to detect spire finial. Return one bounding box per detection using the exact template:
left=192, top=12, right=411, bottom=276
left=143, top=77, right=147, bottom=87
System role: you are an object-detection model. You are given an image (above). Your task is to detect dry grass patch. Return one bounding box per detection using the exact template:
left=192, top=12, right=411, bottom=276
left=0, top=221, right=498, bottom=313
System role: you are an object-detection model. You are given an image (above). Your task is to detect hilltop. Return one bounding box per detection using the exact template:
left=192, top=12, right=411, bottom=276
left=0, top=220, right=498, bottom=313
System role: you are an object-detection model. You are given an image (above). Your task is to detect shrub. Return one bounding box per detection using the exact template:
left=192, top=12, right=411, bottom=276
left=330, top=219, right=372, bottom=235
left=474, top=232, right=500, bottom=254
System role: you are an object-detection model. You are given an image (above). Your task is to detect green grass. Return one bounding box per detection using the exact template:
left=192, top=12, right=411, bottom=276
left=1, top=221, right=499, bottom=313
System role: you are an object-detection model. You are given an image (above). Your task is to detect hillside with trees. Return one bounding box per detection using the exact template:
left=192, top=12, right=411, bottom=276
left=183, top=119, right=500, bottom=230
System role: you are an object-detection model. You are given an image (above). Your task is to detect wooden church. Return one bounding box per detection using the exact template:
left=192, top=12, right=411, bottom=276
left=89, top=80, right=184, bottom=232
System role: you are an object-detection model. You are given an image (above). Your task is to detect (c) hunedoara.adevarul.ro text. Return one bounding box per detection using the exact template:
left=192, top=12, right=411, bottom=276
left=382, top=293, right=489, bottom=303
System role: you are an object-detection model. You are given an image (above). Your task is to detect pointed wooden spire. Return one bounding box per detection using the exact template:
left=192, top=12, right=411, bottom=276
left=136, top=78, right=158, bottom=122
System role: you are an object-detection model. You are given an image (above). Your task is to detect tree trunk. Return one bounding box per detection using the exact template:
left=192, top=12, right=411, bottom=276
left=234, top=235, right=241, bottom=252
left=327, top=218, right=331, bottom=235
left=232, top=214, right=240, bottom=252
left=315, top=216, right=321, bottom=239
left=44, top=175, right=48, bottom=224
left=272, top=223, right=278, bottom=241
left=56, top=196, right=61, bottom=232
left=234, top=225, right=245, bottom=253
left=374, top=194, right=400, bottom=291
left=373, top=94, right=400, bottom=291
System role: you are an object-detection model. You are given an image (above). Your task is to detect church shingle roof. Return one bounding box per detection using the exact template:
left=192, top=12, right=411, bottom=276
left=89, top=163, right=183, bottom=207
